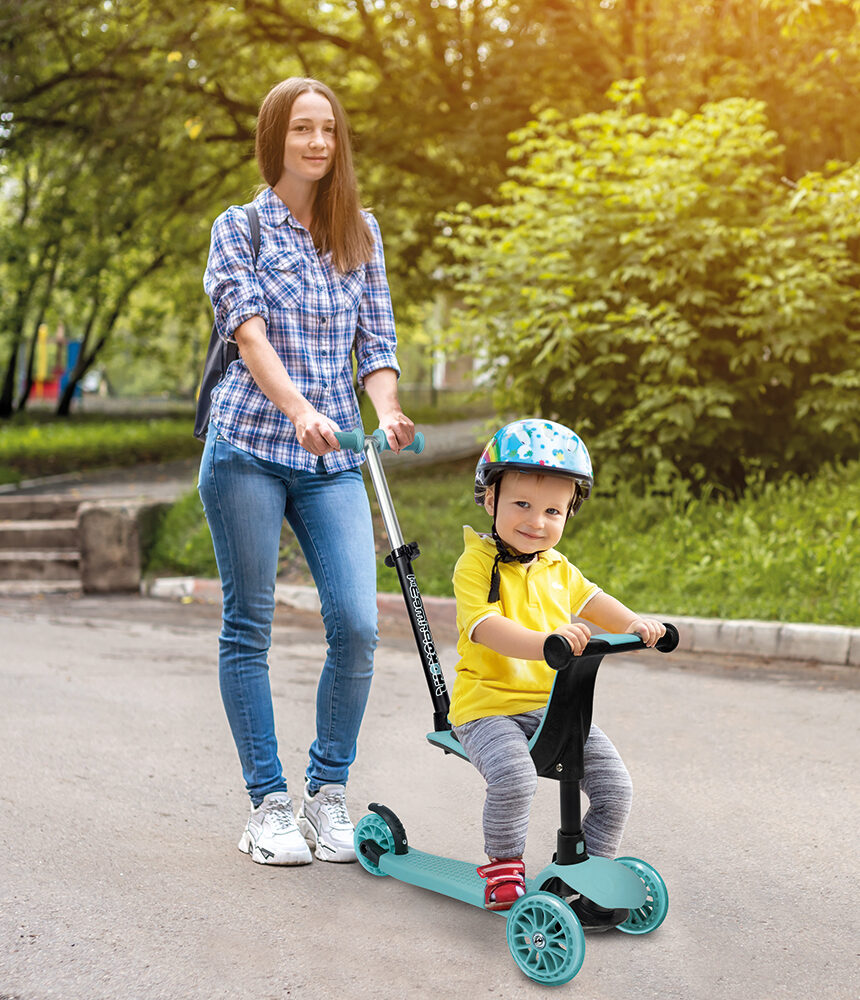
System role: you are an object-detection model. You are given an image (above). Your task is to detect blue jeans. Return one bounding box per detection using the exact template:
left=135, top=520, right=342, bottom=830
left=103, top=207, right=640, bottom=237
left=198, top=428, right=378, bottom=807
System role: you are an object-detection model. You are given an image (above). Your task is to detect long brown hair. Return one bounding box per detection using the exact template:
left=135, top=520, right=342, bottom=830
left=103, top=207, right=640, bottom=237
left=255, top=77, right=374, bottom=273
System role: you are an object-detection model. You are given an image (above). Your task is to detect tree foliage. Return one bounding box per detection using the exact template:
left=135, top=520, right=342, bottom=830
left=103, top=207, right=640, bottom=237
left=439, top=83, right=860, bottom=491
left=1, top=0, right=859, bottom=424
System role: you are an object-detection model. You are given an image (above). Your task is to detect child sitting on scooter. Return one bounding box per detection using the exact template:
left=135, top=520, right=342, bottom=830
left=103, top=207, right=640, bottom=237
left=450, top=418, right=665, bottom=928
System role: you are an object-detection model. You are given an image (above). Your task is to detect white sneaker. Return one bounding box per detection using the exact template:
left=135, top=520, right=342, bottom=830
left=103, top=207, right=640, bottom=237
left=296, top=783, right=357, bottom=863
left=238, top=792, right=313, bottom=865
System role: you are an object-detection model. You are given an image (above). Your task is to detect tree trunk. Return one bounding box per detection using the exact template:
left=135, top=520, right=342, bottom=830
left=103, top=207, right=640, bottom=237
left=0, top=340, right=22, bottom=419
left=54, top=249, right=168, bottom=416
left=0, top=284, right=34, bottom=417
left=17, top=240, right=62, bottom=413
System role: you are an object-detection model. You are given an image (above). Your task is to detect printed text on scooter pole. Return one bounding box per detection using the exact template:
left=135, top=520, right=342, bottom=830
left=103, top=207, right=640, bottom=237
left=407, top=575, right=447, bottom=698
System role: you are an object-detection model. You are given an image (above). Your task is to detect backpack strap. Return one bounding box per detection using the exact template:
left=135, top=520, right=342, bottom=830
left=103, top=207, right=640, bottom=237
left=243, top=203, right=261, bottom=265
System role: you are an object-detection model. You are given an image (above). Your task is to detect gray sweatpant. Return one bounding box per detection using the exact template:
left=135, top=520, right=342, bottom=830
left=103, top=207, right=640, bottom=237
left=453, top=710, right=633, bottom=860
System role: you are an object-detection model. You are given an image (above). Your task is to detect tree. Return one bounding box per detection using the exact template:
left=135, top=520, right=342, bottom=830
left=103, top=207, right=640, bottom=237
left=1, top=0, right=858, bottom=416
left=438, top=82, right=860, bottom=491
left=0, top=0, right=260, bottom=412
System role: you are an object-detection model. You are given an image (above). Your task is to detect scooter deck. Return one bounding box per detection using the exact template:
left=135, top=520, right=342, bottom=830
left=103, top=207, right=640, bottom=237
left=375, top=846, right=647, bottom=913
left=377, top=847, right=499, bottom=913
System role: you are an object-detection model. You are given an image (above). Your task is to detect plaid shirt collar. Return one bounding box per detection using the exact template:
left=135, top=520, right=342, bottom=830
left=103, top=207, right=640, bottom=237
left=257, top=186, right=308, bottom=232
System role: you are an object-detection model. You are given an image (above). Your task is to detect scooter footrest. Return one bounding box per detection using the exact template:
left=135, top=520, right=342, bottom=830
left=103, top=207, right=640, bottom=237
left=530, top=857, right=647, bottom=909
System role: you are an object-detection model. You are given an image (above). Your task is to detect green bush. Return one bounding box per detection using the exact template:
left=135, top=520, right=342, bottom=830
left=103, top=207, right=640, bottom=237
left=439, top=84, right=860, bottom=492
left=145, top=489, right=218, bottom=578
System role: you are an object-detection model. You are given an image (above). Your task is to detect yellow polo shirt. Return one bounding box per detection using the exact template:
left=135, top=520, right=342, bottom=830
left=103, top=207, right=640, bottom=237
left=449, top=526, right=601, bottom=727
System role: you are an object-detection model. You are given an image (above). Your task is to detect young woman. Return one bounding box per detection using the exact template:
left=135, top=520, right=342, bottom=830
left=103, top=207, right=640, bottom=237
left=200, top=78, right=414, bottom=866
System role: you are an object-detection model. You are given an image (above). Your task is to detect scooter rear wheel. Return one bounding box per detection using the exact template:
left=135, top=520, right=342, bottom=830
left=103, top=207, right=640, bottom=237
left=614, top=857, right=669, bottom=934
left=506, top=891, right=586, bottom=985
left=354, top=813, right=396, bottom=877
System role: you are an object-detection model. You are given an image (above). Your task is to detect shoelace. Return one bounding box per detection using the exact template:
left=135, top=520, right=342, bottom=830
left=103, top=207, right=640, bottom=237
left=318, top=791, right=350, bottom=826
left=265, top=799, right=298, bottom=833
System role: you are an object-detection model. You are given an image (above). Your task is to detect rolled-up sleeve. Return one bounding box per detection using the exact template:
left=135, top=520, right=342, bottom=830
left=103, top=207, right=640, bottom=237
left=355, top=213, right=400, bottom=385
left=203, top=206, right=270, bottom=341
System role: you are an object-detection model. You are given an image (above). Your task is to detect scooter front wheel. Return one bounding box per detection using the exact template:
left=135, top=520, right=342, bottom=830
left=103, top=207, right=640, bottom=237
left=614, top=857, right=669, bottom=934
left=506, top=891, right=586, bottom=985
left=354, top=813, right=397, bottom=877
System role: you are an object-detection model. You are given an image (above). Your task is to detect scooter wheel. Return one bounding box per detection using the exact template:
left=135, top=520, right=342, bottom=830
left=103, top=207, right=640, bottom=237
left=506, top=891, right=586, bottom=985
left=354, top=813, right=396, bottom=877
left=614, top=857, right=669, bottom=935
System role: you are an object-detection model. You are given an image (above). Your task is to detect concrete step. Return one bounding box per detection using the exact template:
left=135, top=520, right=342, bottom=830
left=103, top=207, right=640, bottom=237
left=0, top=579, right=81, bottom=596
left=0, top=495, right=81, bottom=521
left=0, top=519, right=79, bottom=549
left=0, top=549, right=80, bottom=581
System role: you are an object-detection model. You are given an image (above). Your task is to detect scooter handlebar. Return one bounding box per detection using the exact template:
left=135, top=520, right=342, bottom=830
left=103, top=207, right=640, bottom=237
left=544, top=622, right=679, bottom=670
left=334, top=428, right=426, bottom=454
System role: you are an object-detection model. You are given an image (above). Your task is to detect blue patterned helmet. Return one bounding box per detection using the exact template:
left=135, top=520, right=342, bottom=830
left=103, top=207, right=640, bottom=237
left=474, top=418, right=593, bottom=514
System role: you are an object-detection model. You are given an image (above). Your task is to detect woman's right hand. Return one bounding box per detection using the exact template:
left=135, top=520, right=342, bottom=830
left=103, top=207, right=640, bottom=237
left=292, top=406, right=342, bottom=455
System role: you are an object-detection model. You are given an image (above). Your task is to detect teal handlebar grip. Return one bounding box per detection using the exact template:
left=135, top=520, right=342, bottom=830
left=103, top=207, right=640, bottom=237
left=334, top=428, right=366, bottom=453
left=334, top=428, right=426, bottom=454
left=371, top=428, right=425, bottom=454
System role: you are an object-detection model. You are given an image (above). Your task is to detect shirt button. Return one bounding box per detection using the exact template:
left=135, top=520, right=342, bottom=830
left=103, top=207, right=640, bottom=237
left=320, top=317, right=327, bottom=325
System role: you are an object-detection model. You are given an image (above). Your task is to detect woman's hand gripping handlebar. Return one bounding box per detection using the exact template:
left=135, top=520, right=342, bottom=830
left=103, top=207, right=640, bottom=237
left=335, top=428, right=426, bottom=454
left=543, top=623, right=680, bottom=670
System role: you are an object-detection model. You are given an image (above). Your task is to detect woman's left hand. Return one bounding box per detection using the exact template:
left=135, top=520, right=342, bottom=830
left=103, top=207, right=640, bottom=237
left=377, top=409, right=415, bottom=454
left=363, top=368, right=414, bottom=453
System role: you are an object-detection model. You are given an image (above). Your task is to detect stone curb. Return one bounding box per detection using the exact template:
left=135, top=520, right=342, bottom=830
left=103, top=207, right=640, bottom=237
left=145, top=577, right=860, bottom=669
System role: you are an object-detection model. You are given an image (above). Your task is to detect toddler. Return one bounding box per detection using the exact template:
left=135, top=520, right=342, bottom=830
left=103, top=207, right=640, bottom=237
left=450, top=418, right=665, bottom=928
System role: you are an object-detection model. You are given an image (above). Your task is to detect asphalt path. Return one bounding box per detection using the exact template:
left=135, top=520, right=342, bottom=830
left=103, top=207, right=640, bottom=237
left=1, top=593, right=857, bottom=1000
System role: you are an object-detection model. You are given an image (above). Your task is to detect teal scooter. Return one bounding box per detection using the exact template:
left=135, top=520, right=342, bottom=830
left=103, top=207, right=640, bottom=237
left=336, top=429, right=679, bottom=987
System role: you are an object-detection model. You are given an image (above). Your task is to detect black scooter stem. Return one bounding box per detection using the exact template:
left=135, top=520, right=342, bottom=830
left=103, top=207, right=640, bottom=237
left=353, top=433, right=452, bottom=731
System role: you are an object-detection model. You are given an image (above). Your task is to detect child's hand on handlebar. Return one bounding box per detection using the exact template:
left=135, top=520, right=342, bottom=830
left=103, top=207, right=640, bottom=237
left=547, top=622, right=592, bottom=656
left=628, top=618, right=666, bottom=648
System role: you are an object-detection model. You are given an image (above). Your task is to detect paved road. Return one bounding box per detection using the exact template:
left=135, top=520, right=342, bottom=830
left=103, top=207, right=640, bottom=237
left=1, top=593, right=857, bottom=1000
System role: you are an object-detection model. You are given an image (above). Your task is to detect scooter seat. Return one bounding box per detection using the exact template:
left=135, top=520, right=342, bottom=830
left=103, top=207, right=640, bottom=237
left=426, top=729, right=470, bottom=761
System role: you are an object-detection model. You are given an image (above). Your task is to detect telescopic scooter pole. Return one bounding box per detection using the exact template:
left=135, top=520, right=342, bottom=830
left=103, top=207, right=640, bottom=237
left=337, top=429, right=451, bottom=732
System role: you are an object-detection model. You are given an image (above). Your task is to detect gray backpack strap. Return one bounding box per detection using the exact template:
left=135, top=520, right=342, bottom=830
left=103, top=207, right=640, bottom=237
left=243, top=203, right=261, bottom=264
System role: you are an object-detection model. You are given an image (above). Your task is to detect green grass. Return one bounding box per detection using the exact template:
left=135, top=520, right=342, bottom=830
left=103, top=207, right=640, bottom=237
left=560, top=465, right=859, bottom=626
left=146, top=457, right=860, bottom=628
left=0, top=389, right=489, bottom=485
left=0, top=413, right=200, bottom=484
left=9, top=402, right=854, bottom=627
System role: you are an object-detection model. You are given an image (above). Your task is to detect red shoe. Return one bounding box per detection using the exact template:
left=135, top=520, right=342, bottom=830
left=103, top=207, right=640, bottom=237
left=477, top=858, right=527, bottom=911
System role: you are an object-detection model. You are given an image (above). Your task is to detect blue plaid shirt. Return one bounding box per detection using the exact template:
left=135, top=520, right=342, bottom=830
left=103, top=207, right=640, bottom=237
left=203, top=187, right=401, bottom=472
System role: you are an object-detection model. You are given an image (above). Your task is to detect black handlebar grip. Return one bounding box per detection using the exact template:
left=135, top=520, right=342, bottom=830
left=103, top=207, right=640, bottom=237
left=544, top=622, right=680, bottom=669
left=655, top=623, right=680, bottom=653
left=543, top=633, right=574, bottom=671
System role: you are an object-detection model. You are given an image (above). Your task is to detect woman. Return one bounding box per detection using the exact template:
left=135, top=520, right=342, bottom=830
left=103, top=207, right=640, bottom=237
left=200, top=77, right=414, bottom=866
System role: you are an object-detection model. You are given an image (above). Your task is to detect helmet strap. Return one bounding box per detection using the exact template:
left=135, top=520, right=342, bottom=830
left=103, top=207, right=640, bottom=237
left=487, top=480, right=542, bottom=602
